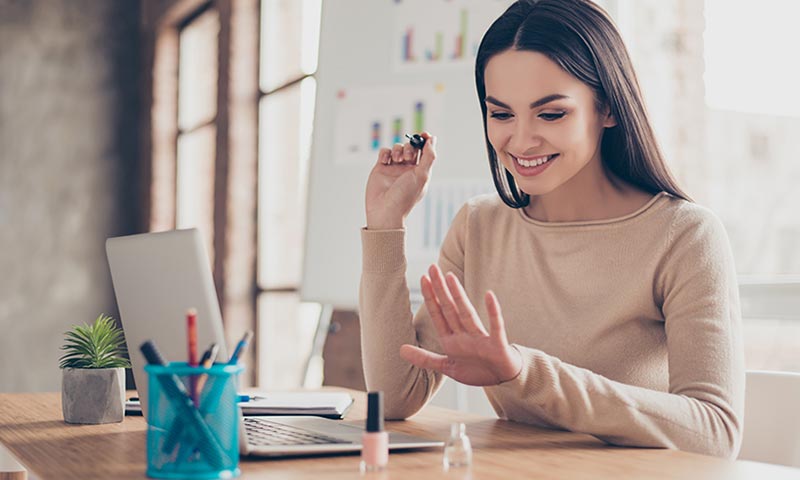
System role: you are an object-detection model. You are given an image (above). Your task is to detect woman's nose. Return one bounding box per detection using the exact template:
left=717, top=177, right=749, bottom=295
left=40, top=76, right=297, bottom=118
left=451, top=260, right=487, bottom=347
left=510, top=119, right=543, bottom=151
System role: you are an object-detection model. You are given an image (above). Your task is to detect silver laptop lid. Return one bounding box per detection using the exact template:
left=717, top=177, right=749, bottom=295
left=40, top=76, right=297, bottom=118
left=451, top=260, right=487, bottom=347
left=106, top=229, right=229, bottom=418
left=107, top=228, right=443, bottom=456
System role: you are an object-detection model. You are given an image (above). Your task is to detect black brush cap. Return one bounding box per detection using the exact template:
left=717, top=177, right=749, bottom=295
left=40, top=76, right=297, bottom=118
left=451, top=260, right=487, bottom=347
left=366, top=391, right=384, bottom=432
left=405, top=133, right=426, bottom=150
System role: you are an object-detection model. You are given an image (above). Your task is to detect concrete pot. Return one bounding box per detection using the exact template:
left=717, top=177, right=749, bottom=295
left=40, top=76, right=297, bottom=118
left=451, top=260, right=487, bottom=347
left=61, top=367, right=125, bottom=424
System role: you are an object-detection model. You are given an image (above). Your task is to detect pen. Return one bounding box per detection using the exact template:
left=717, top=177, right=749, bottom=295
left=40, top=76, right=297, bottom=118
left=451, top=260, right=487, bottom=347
left=194, top=343, right=219, bottom=395
left=187, top=308, right=199, bottom=406
left=199, top=343, right=219, bottom=366
left=228, top=331, right=253, bottom=365
left=237, top=394, right=267, bottom=403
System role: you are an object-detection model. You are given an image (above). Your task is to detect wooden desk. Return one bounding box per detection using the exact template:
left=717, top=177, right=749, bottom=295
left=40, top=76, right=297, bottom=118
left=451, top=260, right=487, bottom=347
left=1, top=391, right=798, bottom=479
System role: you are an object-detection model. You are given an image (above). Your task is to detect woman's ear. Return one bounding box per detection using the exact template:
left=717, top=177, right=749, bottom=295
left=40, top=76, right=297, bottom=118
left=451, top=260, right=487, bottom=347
left=602, top=105, right=617, bottom=128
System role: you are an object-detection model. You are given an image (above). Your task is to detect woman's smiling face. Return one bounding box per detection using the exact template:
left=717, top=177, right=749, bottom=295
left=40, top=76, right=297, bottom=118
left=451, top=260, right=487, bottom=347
left=484, top=49, right=616, bottom=197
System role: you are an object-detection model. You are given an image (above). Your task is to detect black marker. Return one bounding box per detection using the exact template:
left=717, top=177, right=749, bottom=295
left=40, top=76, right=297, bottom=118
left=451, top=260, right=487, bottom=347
left=405, top=133, right=426, bottom=150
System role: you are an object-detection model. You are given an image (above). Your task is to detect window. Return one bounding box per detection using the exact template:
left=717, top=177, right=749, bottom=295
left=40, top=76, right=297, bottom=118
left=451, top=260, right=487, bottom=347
left=703, top=0, right=800, bottom=275
left=605, top=0, right=800, bottom=372
left=257, top=0, right=323, bottom=389
left=176, top=6, right=220, bottom=265
left=703, top=0, right=800, bottom=372
left=147, top=2, right=220, bottom=265
left=146, top=0, right=261, bottom=385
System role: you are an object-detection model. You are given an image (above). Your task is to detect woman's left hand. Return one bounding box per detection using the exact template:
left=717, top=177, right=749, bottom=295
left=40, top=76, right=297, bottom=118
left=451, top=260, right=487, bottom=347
left=400, top=265, right=522, bottom=386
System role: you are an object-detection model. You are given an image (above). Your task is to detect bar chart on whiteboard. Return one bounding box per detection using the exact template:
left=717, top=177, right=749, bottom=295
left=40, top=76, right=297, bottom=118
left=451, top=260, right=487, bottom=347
left=333, top=84, right=445, bottom=166
left=392, top=0, right=511, bottom=70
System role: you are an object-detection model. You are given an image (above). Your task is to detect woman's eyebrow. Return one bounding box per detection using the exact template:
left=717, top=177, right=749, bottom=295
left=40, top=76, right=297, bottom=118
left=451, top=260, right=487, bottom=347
left=485, top=93, right=571, bottom=109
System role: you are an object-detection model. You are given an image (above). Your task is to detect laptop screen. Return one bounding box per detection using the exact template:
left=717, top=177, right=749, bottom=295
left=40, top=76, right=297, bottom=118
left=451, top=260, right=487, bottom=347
left=106, top=229, right=229, bottom=417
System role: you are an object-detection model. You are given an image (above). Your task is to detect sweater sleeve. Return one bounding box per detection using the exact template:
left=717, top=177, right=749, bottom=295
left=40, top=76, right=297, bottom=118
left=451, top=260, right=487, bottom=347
left=485, top=207, right=745, bottom=458
left=359, top=206, right=468, bottom=419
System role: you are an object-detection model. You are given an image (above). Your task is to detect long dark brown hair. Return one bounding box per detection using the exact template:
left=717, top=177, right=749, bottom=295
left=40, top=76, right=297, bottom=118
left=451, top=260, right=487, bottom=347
left=476, top=0, right=691, bottom=208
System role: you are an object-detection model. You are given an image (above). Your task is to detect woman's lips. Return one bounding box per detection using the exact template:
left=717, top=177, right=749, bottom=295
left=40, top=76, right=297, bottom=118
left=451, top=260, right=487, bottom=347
left=510, top=153, right=559, bottom=177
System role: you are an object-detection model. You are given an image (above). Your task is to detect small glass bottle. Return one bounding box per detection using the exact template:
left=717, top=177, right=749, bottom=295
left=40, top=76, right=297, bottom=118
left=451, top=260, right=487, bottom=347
left=360, top=391, right=388, bottom=473
left=443, top=422, right=472, bottom=470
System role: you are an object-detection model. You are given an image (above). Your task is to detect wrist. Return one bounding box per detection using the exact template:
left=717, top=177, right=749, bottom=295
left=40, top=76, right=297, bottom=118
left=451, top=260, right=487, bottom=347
left=366, top=223, right=404, bottom=230
left=365, top=214, right=404, bottom=230
left=498, top=345, right=523, bottom=384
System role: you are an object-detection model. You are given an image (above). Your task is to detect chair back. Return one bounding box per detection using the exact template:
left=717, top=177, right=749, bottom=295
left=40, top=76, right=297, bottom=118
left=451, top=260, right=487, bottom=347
left=739, top=370, right=800, bottom=467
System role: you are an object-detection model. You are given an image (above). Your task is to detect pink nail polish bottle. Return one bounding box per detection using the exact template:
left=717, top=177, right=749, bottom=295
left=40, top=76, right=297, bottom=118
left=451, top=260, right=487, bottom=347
left=360, top=391, right=388, bottom=472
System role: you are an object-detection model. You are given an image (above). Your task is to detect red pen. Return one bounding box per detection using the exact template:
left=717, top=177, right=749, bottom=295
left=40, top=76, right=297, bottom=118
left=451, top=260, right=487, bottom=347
left=187, top=308, right=198, bottom=406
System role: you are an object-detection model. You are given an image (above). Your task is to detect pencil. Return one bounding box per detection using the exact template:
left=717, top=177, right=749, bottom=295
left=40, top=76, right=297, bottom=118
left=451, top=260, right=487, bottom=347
left=195, top=343, right=219, bottom=395
left=187, top=308, right=198, bottom=406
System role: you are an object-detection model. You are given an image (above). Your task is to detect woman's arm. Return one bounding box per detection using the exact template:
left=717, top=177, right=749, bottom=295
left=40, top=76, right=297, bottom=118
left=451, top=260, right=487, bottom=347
left=359, top=228, right=440, bottom=419
left=359, top=132, right=442, bottom=417
left=486, top=207, right=745, bottom=458
left=359, top=204, right=470, bottom=419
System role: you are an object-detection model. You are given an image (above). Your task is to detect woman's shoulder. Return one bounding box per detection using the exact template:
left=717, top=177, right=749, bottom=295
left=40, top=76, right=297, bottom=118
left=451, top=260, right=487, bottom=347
left=663, top=195, right=725, bottom=229
left=654, top=196, right=737, bottom=298
left=658, top=194, right=730, bottom=250
left=464, top=192, right=507, bottom=212
left=457, top=193, right=516, bottom=225
left=444, top=194, right=514, bottom=241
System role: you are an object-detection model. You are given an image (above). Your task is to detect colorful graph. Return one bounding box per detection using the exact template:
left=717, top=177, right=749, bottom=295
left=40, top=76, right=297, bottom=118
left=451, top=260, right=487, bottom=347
left=394, top=0, right=511, bottom=70
left=370, top=101, right=425, bottom=151
left=369, top=101, right=426, bottom=151
left=333, top=85, right=443, bottom=166
left=392, top=117, right=403, bottom=144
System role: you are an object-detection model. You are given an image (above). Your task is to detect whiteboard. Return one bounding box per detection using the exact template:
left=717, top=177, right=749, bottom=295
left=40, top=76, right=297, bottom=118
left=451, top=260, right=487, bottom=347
left=302, top=0, right=513, bottom=308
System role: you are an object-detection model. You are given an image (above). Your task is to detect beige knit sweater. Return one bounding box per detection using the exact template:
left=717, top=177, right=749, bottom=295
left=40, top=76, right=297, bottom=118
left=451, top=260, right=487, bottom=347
left=359, top=192, right=744, bottom=458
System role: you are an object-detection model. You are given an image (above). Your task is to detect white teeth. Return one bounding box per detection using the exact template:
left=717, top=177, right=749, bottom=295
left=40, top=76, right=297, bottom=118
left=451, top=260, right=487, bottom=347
left=514, top=154, right=552, bottom=167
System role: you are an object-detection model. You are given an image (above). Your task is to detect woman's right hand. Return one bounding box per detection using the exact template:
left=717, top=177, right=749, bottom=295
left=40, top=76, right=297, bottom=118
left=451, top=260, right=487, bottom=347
left=365, top=132, right=437, bottom=230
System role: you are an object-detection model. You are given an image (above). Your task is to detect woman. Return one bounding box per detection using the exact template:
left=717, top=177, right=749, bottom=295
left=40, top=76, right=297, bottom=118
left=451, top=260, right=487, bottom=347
left=360, top=0, right=743, bottom=458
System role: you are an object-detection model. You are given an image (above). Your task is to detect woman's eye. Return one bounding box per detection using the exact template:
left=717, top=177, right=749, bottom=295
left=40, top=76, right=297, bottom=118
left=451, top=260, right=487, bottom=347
left=490, top=112, right=512, bottom=120
left=539, top=112, right=566, bottom=121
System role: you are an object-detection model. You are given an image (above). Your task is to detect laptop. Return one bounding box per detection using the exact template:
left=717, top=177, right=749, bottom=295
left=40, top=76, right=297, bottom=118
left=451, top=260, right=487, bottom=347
left=106, top=228, right=443, bottom=456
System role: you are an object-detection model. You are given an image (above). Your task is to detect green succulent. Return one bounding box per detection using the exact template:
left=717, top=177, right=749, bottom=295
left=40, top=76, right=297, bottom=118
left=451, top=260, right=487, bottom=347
left=59, top=314, right=131, bottom=369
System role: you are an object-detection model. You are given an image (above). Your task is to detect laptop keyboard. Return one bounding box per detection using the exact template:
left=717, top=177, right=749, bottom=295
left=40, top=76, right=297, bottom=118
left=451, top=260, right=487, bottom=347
left=244, top=418, right=354, bottom=446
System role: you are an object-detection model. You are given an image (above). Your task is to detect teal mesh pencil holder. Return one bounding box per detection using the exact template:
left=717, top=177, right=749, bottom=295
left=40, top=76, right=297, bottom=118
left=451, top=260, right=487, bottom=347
left=145, top=362, right=242, bottom=479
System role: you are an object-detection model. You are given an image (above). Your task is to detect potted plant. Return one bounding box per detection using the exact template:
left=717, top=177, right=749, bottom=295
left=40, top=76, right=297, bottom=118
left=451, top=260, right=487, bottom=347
left=59, top=314, right=131, bottom=424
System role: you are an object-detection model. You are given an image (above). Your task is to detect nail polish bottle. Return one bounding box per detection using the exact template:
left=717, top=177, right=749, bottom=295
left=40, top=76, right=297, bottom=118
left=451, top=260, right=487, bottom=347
left=360, top=391, right=388, bottom=473
left=443, top=422, right=472, bottom=470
